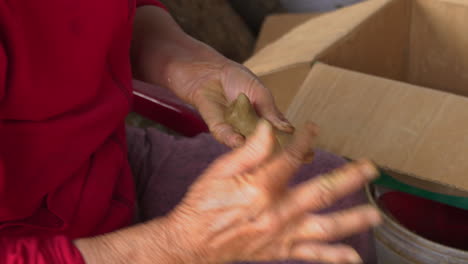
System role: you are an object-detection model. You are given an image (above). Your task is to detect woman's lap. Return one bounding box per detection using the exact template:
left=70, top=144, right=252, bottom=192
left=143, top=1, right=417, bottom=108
left=126, top=126, right=376, bottom=264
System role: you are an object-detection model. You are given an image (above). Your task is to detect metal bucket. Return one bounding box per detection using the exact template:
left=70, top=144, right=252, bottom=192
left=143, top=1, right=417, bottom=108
left=366, top=185, right=468, bottom=264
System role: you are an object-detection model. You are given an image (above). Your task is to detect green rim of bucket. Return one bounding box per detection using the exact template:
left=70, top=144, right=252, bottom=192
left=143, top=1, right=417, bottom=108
left=373, top=170, right=468, bottom=210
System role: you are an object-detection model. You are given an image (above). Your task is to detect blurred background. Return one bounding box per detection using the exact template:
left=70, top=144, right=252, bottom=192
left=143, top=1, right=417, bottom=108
left=158, top=0, right=364, bottom=62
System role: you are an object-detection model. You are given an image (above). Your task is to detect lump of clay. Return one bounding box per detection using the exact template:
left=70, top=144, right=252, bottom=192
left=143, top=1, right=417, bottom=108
left=225, top=93, right=313, bottom=163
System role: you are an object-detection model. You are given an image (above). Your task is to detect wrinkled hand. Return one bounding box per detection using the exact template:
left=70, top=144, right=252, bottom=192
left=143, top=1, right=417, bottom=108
left=166, top=121, right=382, bottom=264
left=133, top=6, right=290, bottom=148
left=173, top=60, right=293, bottom=148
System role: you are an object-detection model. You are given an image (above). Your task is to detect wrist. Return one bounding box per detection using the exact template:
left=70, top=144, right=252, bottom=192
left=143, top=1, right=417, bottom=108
left=75, top=217, right=200, bottom=264
left=131, top=5, right=234, bottom=109
left=145, top=216, right=206, bottom=264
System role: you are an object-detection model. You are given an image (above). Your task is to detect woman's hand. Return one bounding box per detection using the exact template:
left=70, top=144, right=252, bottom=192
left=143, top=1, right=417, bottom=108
left=165, top=121, right=381, bottom=264
left=76, top=121, right=380, bottom=264
left=132, top=6, right=293, bottom=148
left=176, top=60, right=294, bottom=148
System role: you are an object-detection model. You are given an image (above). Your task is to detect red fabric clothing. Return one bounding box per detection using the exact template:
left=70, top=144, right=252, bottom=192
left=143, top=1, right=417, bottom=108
left=0, top=0, right=165, bottom=263
left=0, top=236, right=84, bottom=264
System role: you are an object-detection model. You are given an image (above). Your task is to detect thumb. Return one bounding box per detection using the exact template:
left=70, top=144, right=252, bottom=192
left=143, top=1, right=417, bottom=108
left=207, top=119, right=276, bottom=178
left=193, top=80, right=246, bottom=148
left=252, top=89, right=294, bottom=133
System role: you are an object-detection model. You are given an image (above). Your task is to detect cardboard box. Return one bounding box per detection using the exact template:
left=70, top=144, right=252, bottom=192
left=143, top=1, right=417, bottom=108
left=254, top=13, right=319, bottom=53
left=245, top=0, right=468, bottom=196
left=253, top=13, right=319, bottom=113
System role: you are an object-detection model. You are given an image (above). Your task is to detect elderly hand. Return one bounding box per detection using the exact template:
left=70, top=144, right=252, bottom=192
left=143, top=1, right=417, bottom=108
left=195, top=63, right=294, bottom=148
left=174, top=60, right=293, bottom=148
left=76, top=121, right=381, bottom=264
left=163, top=121, right=381, bottom=264
left=133, top=6, right=293, bottom=148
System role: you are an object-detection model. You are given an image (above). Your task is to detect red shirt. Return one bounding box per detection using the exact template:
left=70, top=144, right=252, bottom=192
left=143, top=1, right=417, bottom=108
left=0, top=0, right=165, bottom=262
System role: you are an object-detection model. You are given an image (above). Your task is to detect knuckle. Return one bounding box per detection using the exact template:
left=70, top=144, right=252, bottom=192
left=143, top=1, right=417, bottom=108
left=283, top=148, right=303, bottom=168
left=245, top=139, right=268, bottom=158
left=253, top=213, right=282, bottom=234
left=315, top=218, right=339, bottom=240
left=314, top=178, right=337, bottom=207
left=313, top=223, right=331, bottom=240
left=342, top=164, right=361, bottom=180
left=210, top=124, right=227, bottom=138
left=315, top=191, right=335, bottom=209
left=251, top=185, right=271, bottom=205
left=246, top=73, right=261, bottom=90
left=283, top=190, right=307, bottom=215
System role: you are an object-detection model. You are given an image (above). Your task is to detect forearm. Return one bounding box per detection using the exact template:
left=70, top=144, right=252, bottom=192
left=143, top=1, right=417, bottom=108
left=75, top=217, right=197, bottom=264
left=131, top=6, right=228, bottom=102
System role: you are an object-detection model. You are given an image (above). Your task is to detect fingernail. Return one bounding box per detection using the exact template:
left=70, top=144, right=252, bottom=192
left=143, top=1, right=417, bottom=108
left=232, top=135, right=245, bottom=148
left=281, top=119, right=292, bottom=126
left=360, top=161, right=378, bottom=180
left=369, top=209, right=383, bottom=226
left=276, top=114, right=292, bottom=125
left=258, top=119, right=273, bottom=132
left=283, top=122, right=294, bottom=129
left=348, top=252, right=363, bottom=264
left=278, top=120, right=294, bottom=131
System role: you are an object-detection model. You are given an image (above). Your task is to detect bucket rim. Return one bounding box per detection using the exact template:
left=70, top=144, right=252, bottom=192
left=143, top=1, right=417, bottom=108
left=366, top=184, right=468, bottom=256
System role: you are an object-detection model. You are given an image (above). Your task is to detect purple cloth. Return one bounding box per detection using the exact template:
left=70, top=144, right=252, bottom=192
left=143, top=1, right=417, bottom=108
left=126, top=126, right=376, bottom=264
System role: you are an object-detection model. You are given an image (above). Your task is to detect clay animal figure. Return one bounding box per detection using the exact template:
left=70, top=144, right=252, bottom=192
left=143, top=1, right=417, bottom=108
left=225, top=93, right=314, bottom=163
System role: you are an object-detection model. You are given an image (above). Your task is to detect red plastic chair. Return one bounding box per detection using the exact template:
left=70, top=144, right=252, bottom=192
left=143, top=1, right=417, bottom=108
left=132, top=80, right=209, bottom=137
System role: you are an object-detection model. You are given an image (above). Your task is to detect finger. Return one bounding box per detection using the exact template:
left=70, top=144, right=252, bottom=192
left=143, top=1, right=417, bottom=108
left=210, top=121, right=245, bottom=148
left=194, top=81, right=246, bottom=148
left=255, top=122, right=318, bottom=192
left=225, top=66, right=294, bottom=133
left=206, top=120, right=276, bottom=178
left=280, top=160, right=378, bottom=219
left=200, top=100, right=245, bottom=148
left=293, top=205, right=381, bottom=242
left=247, top=82, right=294, bottom=133
left=254, top=93, right=294, bottom=133
left=290, top=242, right=363, bottom=264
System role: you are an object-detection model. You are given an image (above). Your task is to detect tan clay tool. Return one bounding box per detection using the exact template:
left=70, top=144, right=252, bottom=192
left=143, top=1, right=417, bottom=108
left=225, top=93, right=314, bottom=163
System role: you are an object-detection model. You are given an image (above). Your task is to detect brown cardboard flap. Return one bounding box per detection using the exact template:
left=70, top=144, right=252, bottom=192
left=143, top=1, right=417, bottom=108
left=244, top=0, right=392, bottom=76
left=258, top=63, right=311, bottom=113
left=408, top=0, right=468, bottom=96
left=319, top=0, right=411, bottom=83
left=252, top=13, right=320, bottom=113
left=287, top=63, right=468, bottom=193
left=254, top=13, right=319, bottom=53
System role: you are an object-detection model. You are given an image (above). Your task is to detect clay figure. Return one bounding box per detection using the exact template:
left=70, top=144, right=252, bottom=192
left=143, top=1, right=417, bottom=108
left=225, top=93, right=314, bottom=163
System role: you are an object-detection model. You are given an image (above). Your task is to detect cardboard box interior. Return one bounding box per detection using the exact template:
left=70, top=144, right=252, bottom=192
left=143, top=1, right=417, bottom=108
left=247, top=0, right=468, bottom=109
left=287, top=63, right=468, bottom=196
left=320, top=0, right=468, bottom=96
left=253, top=13, right=318, bottom=113
left=246, top=0, right=400, bottom=112
left=255, top=13, right=319, bottom=53
left=246, top=0, right=468, bottom=195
